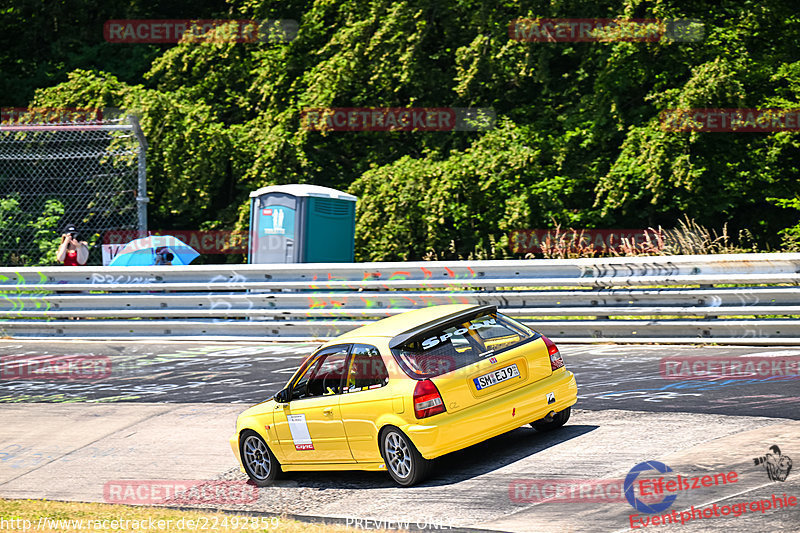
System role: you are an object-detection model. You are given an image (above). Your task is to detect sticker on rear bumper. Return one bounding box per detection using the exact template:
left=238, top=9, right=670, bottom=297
left=287, top=414, right=314, bottom=451
left=547, top=392, right=556, bottom=404
left=474, top=363, right=520, bottom=390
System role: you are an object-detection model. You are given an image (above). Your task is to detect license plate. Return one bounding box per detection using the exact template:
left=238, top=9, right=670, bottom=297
left=473, top=364, right=520, bottom=390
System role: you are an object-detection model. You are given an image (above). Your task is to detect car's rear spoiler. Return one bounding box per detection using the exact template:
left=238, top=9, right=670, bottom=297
left=388, top=304, right=497, bottom=350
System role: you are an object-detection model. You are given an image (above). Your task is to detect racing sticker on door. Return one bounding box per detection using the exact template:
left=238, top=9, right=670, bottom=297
left=287, top=414, right=314, bottom=450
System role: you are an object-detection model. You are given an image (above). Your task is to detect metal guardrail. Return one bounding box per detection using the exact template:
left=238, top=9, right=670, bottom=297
left=0, top=253, right=798, bottom=343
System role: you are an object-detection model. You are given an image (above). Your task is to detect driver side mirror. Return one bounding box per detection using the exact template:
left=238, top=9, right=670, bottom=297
left=274, top=388, right=290, bottom=403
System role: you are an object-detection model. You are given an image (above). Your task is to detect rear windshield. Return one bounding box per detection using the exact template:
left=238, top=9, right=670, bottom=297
left=390, top=312, right=537, bottom=378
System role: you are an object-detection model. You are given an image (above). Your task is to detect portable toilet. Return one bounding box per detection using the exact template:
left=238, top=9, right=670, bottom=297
left=248, top=184, right=357, bottom=263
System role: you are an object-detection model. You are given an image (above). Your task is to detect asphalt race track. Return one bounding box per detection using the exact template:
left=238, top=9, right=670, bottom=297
left=1, top=340, right=798, bottom=532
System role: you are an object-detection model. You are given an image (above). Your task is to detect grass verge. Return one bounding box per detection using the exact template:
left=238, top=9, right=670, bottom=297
left=0, top=498, right=393, bottom=532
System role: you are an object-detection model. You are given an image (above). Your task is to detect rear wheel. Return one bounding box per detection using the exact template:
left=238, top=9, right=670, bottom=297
left=531, top=407, right=571, bottom=432
left=380, top=427, right=432, bottom=487
left=240, top=430, right=282, bottom=486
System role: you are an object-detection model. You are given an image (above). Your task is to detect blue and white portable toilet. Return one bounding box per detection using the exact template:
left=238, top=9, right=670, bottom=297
left=248, top=184, right=357, bottom=263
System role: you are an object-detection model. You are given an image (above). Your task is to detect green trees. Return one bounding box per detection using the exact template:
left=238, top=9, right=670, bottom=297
left=0, top=197, right=65, bottom=266
left=2, top=0, right=798, bottom=263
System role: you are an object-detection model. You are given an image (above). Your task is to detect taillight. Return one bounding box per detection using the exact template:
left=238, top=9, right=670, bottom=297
left=413, top=379, right=446, bottom=419
left=542, top=335, right=564, bottom=370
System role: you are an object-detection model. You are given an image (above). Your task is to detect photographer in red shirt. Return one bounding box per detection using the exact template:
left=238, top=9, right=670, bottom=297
left=56, top=225, right=89, bottom=266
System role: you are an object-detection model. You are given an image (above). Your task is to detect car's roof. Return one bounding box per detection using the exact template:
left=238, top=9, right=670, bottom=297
left=335, top=304, right=477, bottom=340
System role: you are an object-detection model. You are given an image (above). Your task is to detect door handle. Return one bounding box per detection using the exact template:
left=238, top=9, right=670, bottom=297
left=322, top=408, right=334, bottom=417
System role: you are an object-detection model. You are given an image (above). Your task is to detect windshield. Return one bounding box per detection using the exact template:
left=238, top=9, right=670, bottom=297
left=390, top=311, right=537, bottom=378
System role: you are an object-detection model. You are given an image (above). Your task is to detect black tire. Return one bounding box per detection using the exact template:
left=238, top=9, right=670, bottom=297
left=380, top=427, right=433, bottom=487
left=531, top=407, right=571, bottom=432
left=239, top=430, right=282, bottom=487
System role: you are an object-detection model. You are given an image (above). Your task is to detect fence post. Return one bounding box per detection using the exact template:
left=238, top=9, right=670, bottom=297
left=129, top=114, right=148, bottom=235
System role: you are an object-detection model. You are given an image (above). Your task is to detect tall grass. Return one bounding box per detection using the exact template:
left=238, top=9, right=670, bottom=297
left=422, top=216, right=767, bottom=260
left=612, top=216, right=759, bottom=257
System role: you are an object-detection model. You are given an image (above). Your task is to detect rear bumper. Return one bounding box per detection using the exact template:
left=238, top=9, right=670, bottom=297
left=405, top=369, right=577, bottom=459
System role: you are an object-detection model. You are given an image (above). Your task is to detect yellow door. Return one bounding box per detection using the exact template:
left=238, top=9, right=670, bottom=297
left=273, top=345, right=355, bottom=463
left=338, top=344, right=393, bottom=463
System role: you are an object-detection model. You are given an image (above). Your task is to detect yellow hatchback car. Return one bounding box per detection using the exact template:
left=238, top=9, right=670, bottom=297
left=230, top=304, right=578, bottom=486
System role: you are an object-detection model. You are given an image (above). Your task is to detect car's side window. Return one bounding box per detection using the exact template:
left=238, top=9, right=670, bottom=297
left=344, top=344, right=389, bottom=393
left=289, top=355, right=317, bottom=400
left=291, top=345, right=350, bottom=400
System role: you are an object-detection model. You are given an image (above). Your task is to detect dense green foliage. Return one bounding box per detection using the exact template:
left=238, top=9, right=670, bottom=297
left=0, top=197, right=65, bottom=265
left=2, top=0, right=799, bottom=262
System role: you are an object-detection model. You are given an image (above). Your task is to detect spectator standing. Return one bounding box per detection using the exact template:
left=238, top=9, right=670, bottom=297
left=56, top=225, right=89, bottom=266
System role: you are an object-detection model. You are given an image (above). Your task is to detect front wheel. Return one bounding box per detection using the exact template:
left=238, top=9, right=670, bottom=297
left=531, top=407, right=571, bottom=432
left=240, top=430, right=282, bottom=486
left=380, top=427, right=432, bottom=487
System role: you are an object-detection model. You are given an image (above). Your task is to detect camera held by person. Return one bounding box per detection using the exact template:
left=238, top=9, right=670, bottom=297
left=56, top=225, right=89, bottom=266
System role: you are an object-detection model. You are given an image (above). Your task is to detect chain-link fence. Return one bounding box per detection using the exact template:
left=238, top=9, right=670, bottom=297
left=0, top=114, right=147, bottom=266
